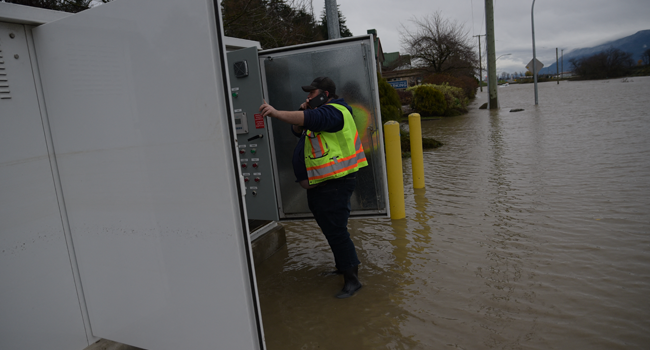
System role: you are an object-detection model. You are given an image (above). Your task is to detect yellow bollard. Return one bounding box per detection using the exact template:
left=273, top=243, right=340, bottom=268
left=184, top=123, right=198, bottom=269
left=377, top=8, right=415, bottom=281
left=408, top=113, right=425, bottom=189
left=383, top=121, right=405, bottom=220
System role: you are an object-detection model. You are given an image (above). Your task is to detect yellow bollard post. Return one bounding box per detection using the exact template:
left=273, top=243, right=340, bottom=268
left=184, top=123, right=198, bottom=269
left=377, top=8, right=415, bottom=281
left=408, top=113, right=425, bottom=189
left=383, top=121, right=405, bottom=220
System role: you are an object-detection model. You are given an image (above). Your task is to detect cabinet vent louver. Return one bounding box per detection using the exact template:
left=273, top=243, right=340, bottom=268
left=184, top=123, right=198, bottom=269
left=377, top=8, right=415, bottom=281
left=0, top=46, right=9, bottom=100
left=234, top=60, right=249, bottom=78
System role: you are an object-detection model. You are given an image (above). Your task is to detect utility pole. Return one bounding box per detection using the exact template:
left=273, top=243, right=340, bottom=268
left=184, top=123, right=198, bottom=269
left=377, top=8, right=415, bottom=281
left=325, top=0, right=341, bottom=39
left=556, top=48, right=559, bottom=84
left=531, top=0, right=538, bottom=105
left=474, top=34, right=485, bottom=92
left=485, top=0, right=498, bottom=109
left=561, top=49, right=564, bottom=79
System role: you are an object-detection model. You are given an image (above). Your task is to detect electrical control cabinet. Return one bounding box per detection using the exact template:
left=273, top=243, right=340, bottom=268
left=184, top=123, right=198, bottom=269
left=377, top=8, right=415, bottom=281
left=1, top=2, right=389, bottom=350
left=226, top=37, right=390, bottom=221
left=227, top=47, right=279, bottom=221
left=261, top=38, right=389, bottom=219
left=18, top=1, right=265, bottom=349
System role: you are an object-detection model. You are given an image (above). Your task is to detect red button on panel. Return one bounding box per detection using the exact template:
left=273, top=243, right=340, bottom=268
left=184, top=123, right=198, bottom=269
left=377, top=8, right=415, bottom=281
left=244, top=177, right=249, bottom=182
left=241, top=163, right=247, bottom=169
left=252, top=163, right=258, bottom=168
left=254, top=177, right=260, bottom=182
left=239, top=149, right=245, bottom=154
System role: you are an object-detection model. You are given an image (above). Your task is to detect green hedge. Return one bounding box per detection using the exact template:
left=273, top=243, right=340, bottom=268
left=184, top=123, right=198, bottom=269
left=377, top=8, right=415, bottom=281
left=377, top=73, right=402, bottom=123
left=407, top=83, right=469, bottom=116
left=423, top=74, right=478, bottom=99
left=410, top=85, right=447, bottom=116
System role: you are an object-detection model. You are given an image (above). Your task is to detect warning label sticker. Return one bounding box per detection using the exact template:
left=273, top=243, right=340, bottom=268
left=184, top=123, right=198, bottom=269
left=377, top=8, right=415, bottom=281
left=254, top=114, right=265, bottom=129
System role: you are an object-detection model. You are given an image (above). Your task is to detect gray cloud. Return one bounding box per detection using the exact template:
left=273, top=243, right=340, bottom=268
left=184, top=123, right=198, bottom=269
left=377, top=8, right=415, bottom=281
left=333, top=0, right=650, bottom=74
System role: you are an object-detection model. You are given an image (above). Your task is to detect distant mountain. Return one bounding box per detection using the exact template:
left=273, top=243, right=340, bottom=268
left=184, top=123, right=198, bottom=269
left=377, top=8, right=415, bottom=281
left=539, top=30, right=650, bottom=75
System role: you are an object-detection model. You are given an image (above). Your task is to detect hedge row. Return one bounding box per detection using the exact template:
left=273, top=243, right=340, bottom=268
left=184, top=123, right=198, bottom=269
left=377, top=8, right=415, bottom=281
left=377, top=73, right=402, bottom=124
left=406, top=83, right=470, bottom=117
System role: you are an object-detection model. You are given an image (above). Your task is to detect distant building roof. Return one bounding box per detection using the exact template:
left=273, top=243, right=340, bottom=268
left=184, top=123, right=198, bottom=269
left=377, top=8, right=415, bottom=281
left=383, top=52, right=400, bottom=66
left=382, top=52, right=411, bottom=71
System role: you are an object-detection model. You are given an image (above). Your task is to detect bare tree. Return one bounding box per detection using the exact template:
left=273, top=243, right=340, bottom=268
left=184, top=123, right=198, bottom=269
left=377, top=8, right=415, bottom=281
left=400, top=12, right=477, bottom=76
left=570, top=48, right=634, bottom=79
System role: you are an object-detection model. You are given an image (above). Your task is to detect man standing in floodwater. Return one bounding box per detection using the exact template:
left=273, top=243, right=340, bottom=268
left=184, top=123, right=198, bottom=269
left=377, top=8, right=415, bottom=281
left=259, top=77, right=368, bottom=299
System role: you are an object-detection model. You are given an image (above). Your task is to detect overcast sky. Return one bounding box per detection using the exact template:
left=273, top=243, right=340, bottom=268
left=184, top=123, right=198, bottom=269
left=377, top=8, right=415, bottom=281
left=323, top=0, right=650, bottom=74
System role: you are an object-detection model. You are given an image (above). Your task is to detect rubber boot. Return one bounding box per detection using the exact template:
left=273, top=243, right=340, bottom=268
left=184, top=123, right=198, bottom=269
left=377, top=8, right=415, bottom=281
left=335, top=265, right=362, bottom=299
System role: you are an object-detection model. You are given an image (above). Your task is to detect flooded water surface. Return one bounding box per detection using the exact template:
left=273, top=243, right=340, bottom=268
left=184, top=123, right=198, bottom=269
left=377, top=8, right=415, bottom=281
left=254, top=77, right=650, bottom=349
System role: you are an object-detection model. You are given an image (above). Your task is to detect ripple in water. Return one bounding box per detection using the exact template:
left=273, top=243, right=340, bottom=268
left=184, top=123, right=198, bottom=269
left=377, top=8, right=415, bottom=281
left=256, top=77, right=650, bottom=349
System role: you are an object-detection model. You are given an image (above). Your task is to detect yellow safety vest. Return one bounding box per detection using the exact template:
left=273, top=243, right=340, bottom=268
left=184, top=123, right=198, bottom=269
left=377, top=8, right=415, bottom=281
left=304, top=103, right=368, bottom=185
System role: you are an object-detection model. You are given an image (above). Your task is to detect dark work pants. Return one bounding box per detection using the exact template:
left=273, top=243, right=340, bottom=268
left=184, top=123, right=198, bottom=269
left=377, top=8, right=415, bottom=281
left=307, top=174, right=360, bottom=271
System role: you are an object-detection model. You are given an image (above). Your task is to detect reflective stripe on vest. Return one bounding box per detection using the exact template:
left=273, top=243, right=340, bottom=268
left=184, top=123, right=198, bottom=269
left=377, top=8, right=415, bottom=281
left=304, top=103, right=368, bottom=184
left=306, top=130, right=327, bottom=159
left=306, top=132, right=367, bottom=181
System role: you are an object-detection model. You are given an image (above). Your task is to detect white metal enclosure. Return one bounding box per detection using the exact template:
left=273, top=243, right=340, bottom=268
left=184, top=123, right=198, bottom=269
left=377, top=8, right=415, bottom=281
left=2, top=1, right=390, bottom=349
left=23, top=0, right=264, bottom=349
left=0, top=18, right=90, bottom=350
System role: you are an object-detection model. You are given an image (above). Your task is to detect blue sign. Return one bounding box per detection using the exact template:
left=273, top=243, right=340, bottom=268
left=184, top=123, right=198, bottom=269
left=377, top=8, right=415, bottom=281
left=388, top=80, right=408, bottom=89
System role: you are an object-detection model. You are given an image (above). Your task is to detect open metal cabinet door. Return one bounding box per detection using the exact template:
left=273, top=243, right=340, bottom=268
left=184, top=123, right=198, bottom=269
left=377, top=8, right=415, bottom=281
left=227, top=47, right=279, bottom=221
left=259, top=36, right=390, bottom=220
left=32, top=1, right=265, bottom=350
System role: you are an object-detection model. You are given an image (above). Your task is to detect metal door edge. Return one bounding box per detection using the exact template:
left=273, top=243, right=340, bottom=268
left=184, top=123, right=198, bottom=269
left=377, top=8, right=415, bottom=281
left=212, top=1, right=266, bottom=348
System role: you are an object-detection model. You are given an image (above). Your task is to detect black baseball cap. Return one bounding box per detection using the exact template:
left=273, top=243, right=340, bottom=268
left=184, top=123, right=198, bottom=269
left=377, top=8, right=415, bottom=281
left=301, top=76, right=336, bottom=95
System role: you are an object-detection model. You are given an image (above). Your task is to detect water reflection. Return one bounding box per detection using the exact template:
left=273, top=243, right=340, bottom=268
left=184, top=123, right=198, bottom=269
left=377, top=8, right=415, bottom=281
left=256, top=216, right=422, bottom=349
left=256, top=77, right=650, bottom=349
left=471, top=110, right=538, bottom=348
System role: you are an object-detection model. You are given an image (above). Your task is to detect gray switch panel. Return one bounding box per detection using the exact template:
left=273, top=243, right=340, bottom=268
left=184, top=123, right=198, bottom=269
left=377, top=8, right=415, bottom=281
left=234, top=112, right=248, bottom=134
left=227, top=47, right=279, bottom=221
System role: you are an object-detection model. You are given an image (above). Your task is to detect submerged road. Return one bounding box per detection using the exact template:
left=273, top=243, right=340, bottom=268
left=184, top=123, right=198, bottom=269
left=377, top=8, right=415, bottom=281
left=255, top=77, right=650, bottom=349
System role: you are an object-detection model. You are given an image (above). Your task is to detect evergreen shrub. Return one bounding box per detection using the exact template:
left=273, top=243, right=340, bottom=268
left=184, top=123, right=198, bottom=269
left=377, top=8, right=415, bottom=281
left=424, top=74, right=478, bottom=99
left=410, top=85, right=447, bottom=116
left=377, top=73, right=402, bottom=123
left=407, top=83, right=469, bottom=116
left=430, top=83, right=468, bottom=116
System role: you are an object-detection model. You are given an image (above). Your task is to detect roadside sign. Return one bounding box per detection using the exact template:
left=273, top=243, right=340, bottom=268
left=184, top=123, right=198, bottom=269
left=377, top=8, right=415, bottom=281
left=526, top=58, right=544, bottom=75
left=388, top=80, right=408, bottom=89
